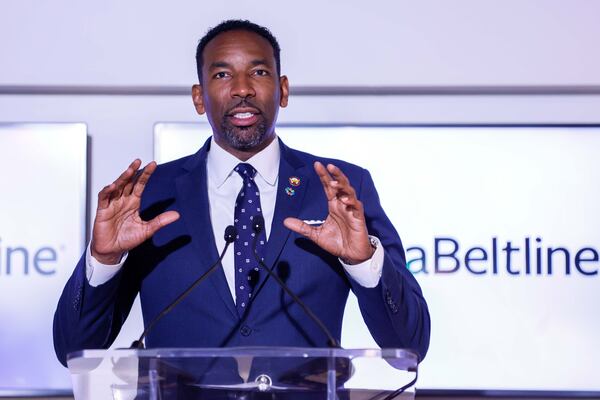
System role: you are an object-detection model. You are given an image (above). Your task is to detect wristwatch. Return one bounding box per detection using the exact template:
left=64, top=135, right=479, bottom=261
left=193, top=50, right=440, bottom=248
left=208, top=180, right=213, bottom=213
left=369, top=235, right=379, bottom=250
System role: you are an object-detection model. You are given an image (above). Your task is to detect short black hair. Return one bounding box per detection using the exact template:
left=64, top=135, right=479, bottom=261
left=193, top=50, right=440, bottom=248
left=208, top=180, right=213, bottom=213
left=195, top=19, right=281, bottom=83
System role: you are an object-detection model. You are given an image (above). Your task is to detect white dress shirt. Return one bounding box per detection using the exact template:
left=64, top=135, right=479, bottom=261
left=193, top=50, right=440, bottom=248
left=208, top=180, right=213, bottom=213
left=86, top=137, right=384, bottom=298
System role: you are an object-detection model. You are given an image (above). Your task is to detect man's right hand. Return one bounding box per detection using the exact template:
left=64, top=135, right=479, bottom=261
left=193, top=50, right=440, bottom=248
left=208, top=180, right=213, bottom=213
left=90, top=159, right=180, bottom=265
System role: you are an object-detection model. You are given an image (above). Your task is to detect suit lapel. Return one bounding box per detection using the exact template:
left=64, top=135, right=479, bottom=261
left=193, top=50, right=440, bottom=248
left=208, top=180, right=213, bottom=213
left=260, top=141, right=310, bottom=286
left=175, top=139, right=238, bottom=319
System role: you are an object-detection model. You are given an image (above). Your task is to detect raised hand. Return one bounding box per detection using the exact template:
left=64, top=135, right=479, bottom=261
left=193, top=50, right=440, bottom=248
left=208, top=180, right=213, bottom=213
left=284, top=162, right=374, bottom=265
left=90, top=159, right=180, bottom=265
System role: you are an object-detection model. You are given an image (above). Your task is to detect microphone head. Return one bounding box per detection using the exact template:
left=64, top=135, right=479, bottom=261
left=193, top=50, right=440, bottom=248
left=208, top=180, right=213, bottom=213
left=224, top=225, right=237, bottom=243
left=252, top=215, right=265, bottom=233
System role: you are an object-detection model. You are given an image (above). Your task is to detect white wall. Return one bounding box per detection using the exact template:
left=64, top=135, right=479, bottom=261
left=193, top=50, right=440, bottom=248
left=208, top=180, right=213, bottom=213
left=1, top=0, right=600, bottom=86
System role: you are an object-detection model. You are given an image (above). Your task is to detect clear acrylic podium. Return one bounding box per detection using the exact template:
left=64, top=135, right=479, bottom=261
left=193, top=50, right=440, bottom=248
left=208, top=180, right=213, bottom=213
left=67, top=347, right=418, bottom=399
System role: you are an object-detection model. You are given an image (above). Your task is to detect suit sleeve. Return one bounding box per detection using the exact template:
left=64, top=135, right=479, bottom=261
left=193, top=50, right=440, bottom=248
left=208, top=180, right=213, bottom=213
left=348, top=168, right=431, bottom=361
left=52, top=252, right=139, bottom=367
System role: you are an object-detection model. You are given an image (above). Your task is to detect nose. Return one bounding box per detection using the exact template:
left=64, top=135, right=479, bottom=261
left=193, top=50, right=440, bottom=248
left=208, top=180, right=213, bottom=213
left=230, top=75, right=256, bottom=98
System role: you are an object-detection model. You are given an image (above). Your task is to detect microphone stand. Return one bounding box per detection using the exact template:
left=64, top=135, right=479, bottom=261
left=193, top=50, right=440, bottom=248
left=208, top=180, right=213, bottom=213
left=130, top=225, right=237, bottom=349
left=250, top=216, right=340, bottom=348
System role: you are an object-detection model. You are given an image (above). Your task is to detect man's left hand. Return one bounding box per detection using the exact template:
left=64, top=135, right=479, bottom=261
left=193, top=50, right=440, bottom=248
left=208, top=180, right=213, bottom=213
left=284, top=162, right=374, bottom=265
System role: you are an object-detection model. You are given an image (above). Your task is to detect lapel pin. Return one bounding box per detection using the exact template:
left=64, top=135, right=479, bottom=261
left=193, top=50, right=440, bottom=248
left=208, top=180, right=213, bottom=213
left=288, top=176, right=301, bottom=187
left=285, top=187, right=296, bottom=196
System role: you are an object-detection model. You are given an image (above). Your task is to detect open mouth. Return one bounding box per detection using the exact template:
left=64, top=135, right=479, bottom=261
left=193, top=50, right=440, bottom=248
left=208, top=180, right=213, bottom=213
left=227, top=109, right=260, bottom=127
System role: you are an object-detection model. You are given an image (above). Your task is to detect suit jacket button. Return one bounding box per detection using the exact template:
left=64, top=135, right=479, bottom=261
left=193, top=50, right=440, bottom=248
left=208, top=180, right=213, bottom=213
left=240, top=325, right=252, bottom=336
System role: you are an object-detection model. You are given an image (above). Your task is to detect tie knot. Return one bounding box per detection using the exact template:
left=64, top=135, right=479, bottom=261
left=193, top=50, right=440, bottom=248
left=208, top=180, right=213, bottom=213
left=234, top=163, right=257, bottom=180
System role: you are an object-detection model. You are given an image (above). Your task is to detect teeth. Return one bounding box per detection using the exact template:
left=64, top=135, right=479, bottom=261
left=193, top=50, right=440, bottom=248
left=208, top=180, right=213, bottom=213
left=234, top=112, right=254, bottom=119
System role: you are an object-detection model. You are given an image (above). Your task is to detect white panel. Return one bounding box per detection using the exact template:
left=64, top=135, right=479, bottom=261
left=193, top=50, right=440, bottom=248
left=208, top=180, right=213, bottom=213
left=154, top=124, right=600, bottom=391
left=0, top=0, right=599, bottom=86
left=0, top=123, right=87, bottom=390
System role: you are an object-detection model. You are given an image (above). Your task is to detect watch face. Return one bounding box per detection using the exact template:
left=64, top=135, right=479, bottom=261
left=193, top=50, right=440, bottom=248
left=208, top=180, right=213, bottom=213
left=369, top=237, right=378, bottom=249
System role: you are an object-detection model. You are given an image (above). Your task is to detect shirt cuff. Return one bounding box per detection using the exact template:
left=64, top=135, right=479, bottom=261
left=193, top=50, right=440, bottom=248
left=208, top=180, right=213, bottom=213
left=85, top=242, right=128, bottom=287
left=340, top=236, right=384, bottom=288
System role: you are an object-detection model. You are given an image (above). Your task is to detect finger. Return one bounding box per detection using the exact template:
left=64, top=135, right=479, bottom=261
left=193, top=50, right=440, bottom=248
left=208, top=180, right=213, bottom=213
left=327, top=163, right=350, bottom=185
left=328, top=198, right=363, bottom=224
left=327, top=164, right=357, bottom=199
left=338, top=194, right=362, bottom=210
left=330, top=180, right=357, bottom=199
left=97, top=183, right=117, bottom=209
left=314, top=161, right=336, bottom=199
left=341, top=197, right=365, bottom=219
left=133, top=161, right=157, bottom=197
left=145, top=210, right=180, bottom=237
left=120, top=159, right=145, bottom=197
left=283, top=217, right=320, bottom=242
left=114, top=159, right=142, bottom=188
left=121, top=177, right=136, bottom=197
left=98, top=159, right=141, bottom=207
left=111, top=159, right=143, bottom=199
left=327, top=163, right=352, bottom=188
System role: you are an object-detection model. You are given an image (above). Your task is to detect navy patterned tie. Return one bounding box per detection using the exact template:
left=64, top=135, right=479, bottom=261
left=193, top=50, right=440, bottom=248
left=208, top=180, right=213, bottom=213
left=233, top=163, right=266, bottom=315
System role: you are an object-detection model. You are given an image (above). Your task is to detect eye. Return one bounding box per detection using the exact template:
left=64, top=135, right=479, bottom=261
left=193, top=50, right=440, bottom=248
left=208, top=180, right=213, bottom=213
left=213, top=71, right=230, bottom=79
left=254, top=69, right=269, bottom=77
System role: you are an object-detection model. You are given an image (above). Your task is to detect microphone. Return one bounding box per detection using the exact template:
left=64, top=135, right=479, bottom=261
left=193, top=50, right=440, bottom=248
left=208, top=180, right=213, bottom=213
left=250, top=216, right=340, bottom=348
left=130, top=225, right=237, bottom=349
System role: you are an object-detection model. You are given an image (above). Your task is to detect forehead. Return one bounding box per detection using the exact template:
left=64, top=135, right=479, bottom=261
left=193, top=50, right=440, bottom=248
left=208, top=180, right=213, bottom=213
left=202, top=30, right=276, bottom=68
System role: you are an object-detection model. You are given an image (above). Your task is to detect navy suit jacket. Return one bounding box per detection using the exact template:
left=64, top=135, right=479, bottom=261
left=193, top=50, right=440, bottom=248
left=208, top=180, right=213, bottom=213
left=53, top=138, right=430, bottom=367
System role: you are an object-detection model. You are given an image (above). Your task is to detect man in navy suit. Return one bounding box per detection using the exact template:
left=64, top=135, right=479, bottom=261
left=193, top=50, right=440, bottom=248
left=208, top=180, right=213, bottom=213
left=53, top=20, right=430, bottom=370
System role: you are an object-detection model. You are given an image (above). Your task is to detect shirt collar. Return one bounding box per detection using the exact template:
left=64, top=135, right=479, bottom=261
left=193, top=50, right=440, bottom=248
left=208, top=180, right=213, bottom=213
left=207, top=136, right=280, bottom=188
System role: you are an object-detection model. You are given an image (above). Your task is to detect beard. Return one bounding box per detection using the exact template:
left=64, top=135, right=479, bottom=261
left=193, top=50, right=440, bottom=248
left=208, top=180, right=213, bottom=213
left=220, top=117, right=269, bottom=150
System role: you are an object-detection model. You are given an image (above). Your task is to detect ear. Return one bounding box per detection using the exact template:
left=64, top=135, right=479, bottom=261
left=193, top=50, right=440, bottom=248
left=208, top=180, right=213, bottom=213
left=279, top=75, right=289, bottom=108
left=191, top=84, right=206, bottom=115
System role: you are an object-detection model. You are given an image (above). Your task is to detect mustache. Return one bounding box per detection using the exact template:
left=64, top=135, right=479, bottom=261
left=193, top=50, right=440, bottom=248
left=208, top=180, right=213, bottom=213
left=225, top=100, right=261, bottom=115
